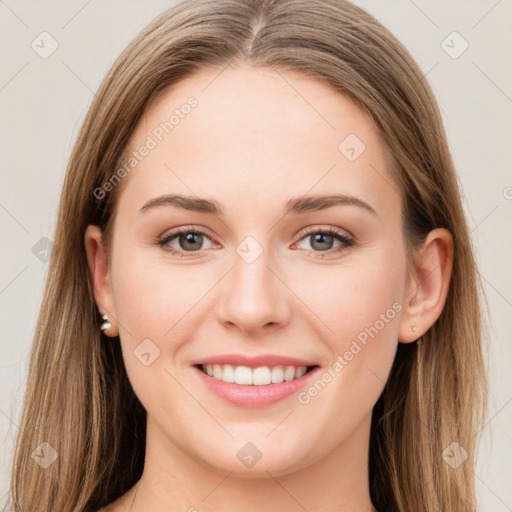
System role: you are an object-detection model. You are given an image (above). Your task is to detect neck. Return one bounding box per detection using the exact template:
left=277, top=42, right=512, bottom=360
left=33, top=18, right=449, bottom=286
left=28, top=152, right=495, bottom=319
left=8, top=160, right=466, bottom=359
left=126, top=413, right=376, bottom=512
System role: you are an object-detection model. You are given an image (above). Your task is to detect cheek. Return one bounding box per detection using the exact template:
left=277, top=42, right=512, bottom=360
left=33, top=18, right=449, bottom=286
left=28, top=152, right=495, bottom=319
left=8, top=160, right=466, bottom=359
left=292, top=245, right=405, bottom=346
left=109, top=252, right=199, bottom=415
left=111, top=246, right=204, bottom=338
left=292, top=245, right=405, bottom=413
left=303, top=249, right=405, bottom=408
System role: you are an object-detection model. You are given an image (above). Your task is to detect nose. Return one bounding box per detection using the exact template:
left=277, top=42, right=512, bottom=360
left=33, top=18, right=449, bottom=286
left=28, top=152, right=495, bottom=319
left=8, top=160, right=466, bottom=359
left=215, top=250, right=291, bottom=335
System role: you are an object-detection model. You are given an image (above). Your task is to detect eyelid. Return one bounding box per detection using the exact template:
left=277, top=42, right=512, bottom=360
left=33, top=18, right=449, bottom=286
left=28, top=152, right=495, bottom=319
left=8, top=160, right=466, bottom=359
left=155, top=226, right=213, bottom=258
left=292, top=225, right=354, bottom=254
left=157, top=224, right=355, bottom=256
left=297, top=224, right=354, bottom=240
left=158, top=225, right=353, bottom=243
left=158, top=225, right=217, bottom=242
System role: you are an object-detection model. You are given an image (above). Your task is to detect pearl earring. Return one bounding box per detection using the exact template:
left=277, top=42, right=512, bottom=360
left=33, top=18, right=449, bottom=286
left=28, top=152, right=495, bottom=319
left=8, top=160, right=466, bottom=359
left=411, top=325, right=418, bottom=333
left=101, top=314, right=118, bottom=337
left=101, top=314, right=112, bottom=332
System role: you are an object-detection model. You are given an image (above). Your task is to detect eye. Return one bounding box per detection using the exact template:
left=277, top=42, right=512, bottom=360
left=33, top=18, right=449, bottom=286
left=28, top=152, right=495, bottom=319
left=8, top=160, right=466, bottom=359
left=156, top=225, right=354, bottom=258
left=157, top=227, right=216, bottom=256
left=294, top=226, right=354, bottom=258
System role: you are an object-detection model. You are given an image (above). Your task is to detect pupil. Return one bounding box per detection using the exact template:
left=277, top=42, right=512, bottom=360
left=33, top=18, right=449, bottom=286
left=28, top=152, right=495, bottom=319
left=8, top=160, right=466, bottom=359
left=180, top=232, right=202, bottom=251
left=311, top=233, right=332, bottom=251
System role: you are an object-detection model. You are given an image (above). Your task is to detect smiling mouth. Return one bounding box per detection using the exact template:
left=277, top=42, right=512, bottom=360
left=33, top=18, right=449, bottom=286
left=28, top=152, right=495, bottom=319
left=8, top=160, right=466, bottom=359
left=195, top=363, right=319, bottom=386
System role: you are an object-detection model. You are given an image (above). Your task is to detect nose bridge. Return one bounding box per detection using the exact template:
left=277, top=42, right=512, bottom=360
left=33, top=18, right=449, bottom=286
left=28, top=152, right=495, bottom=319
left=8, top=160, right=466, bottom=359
left=216, top=236, right=288, bottom=333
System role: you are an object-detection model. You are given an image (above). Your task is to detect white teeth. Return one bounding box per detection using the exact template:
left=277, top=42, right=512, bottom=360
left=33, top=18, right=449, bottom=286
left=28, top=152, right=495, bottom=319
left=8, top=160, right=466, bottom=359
left=234, top=365, right=253, bottom=385
left=253, top=366, right=271, bottom=385
left=222, top=364, right=235, bottom=383
left=271, top=366, right=284, bottom=383
left=213, top=364, right=222, bottom=380
left=295, top=366, right=307, bottom=378
left=201, top=364, right=310, bottom=385
left=283, top=366, right=296, bottom=381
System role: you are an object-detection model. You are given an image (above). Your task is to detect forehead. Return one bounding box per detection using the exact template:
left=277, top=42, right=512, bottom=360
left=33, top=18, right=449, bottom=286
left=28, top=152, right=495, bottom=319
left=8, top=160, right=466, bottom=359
left=115, top=63, right=399, bottom=222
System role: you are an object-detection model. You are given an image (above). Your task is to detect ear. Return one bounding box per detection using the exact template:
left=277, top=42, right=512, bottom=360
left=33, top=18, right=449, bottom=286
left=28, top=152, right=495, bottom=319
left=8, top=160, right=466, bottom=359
left=398, top=228, right=454, bottom=343
left=84, top=225, right=119, bottom=337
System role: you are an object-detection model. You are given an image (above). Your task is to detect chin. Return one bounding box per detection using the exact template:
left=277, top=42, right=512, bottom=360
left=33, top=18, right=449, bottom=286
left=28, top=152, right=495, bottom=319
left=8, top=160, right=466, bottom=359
left=194, top=437, right=315, bottom=478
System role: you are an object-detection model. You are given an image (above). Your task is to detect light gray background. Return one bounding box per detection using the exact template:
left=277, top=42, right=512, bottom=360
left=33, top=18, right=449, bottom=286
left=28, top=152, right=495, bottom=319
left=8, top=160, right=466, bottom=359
left=1, top=1, right=511, bottom=510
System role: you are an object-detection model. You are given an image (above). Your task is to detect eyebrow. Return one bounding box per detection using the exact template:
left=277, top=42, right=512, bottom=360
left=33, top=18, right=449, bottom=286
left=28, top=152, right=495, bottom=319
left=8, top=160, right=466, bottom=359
left=138, top=193, right=377, bottom=217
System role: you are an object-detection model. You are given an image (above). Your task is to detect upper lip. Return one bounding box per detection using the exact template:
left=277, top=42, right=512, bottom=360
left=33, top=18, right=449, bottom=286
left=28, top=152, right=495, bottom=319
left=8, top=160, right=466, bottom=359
left=191, top=354, right=319, bottom=368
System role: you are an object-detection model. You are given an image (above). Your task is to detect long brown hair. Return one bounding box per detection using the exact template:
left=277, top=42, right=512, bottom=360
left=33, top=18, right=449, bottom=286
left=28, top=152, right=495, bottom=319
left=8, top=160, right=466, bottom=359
left=8, top=1, right=487, bottom=510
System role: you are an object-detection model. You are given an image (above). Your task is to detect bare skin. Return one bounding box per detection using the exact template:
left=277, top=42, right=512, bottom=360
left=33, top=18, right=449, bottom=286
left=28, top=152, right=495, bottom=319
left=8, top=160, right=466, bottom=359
left=88, top=63, right=453, bottom=512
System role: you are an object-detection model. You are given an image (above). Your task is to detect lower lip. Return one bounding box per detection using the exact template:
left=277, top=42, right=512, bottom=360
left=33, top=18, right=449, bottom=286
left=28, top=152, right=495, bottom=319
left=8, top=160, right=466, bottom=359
left=192, top=366, right=320, bottom=407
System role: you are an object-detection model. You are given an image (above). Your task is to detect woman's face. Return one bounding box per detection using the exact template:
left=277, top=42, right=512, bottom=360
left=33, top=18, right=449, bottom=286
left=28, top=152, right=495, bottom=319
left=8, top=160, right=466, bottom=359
left=88, top=64, right=416, bottom=476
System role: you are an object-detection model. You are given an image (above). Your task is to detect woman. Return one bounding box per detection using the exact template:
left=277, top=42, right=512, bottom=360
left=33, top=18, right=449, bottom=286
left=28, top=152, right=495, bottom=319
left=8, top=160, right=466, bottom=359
left=8, top=0, right=487, bottom=511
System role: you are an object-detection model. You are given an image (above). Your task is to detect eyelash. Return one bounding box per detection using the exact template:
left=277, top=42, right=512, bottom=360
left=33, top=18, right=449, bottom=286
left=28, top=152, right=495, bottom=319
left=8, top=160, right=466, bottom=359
left=157, top=225, right=354, bottom=259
